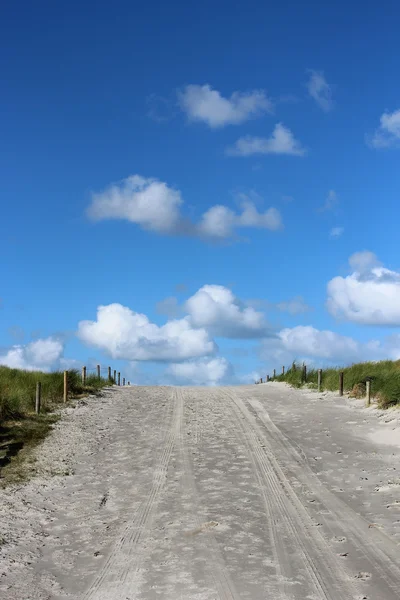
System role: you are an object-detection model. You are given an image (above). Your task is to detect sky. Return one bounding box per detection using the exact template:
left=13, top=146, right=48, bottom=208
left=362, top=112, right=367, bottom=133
left=1, top=0, right=400, bottom=385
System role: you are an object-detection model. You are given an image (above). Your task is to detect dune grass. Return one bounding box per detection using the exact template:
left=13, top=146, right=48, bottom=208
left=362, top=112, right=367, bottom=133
left=268, top=360, right=400, bottom=408
left=0, top=366, right=114, bottom=482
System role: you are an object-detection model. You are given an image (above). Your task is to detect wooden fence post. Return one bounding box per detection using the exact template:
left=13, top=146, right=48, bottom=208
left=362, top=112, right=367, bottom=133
left=273, top=369, right=276, bottom=379
left=292, top=361, right=296, bottom=372
left=64, top=371, right=68, bottom=403
left=303, top=364, right=307, bottom=383
left=108, top=366, right=112, bottom=381
left=113, top=369, right=116, bottom=384
left=339, top=372, right=344, bottom=396
left=123, top=377, right=125, bottom=386
left=317, top=369, right=322, bottom=392
left=127, top=381, right=130, bottom=386
left=282, top=366, right=285, bottom=375
left=118, top=372, right=121, bottom=386
left=266, top=375, right=269, bottom=382
left=366, top=380, right=371, bottom=406
left=97, top=364, right=101, bottom=380
left=82, top=366, right=86, bottom=385
left=35, top=381, right=41, bottom=414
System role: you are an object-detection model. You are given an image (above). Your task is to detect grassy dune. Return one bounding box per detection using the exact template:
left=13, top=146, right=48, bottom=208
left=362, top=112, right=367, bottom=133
left=270, top=360, right=400, bottom=408
left=0, top=366, right=113, bottom=482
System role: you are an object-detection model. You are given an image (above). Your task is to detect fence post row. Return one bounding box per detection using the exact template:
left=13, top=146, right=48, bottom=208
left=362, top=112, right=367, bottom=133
left=264, top=365, right=373, bottom=405
left=118, top=372, right=121, bottom=386
left=108, top=366, right=112, bottom=381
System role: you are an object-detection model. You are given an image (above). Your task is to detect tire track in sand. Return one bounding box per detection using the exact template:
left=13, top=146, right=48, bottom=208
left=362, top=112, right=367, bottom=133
left=82, top=390, right=178, bottom=600
left=219, top=387, right=360, bottom=600
left=176, top=387, right=240, bottom=600
left=245, top=395, right=400, bottom=598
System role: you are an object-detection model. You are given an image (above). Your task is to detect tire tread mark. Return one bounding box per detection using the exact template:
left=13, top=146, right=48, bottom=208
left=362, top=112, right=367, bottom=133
left=247, top=396, right=400, bottom=596
left=221, top=388, right=359, bottom=600
left=82, top=391, right=178, bottom=599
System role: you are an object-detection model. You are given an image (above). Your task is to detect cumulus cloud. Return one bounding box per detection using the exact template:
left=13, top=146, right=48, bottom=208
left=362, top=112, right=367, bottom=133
left=306, top=70, right=333, bottom=111
left=198, top=202, right=282, bottom=238
left=227, top=123, right=306, bottom=157
left=261, top=325, right=400, bottom=369
left=178, top=84, right=273, bottom=128
left=327, top=251, right=400, bottom=326
left=87, top=175, right=184, bottom=233
left=368, top=108, right=400, bottom=148
left=77, top=303, right=216, bottom=362
left=0, top=337, right=64, bottom=371
left=87, top=174, right=283, bottom=240
left=167, top=357, right=232, bottom=386
left=329, top=226, right=344, bottom=238
left=185, top=285, right=270, bottom=338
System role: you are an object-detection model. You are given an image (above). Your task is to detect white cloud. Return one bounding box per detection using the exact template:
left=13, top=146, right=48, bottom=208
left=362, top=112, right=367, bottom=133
left=178, top=84, right=273, bottom=128
left=197, top=205, right=237, bottom=239
left=329, top=226, right=344, bottom=238
left=327, top=251, right=400, bottom=325
left=261, top=325, right=400, bottom=369
left=306, top=70, right=333, bottom=112
left=185, top=285, right=270, bottom=338
left=0, top=337, right=64, bottom=371
left=368, top=108, right=400, bottom=148
left=87, top=175, right=184, bottom=233
left=198, top=201, right=283, bottom=239
left=167, top=357, right=231, bottom=386
left=276, top=296, right=312, bottom=315
left=88, top=174, right=283, bottom=240
left=319, top=189, right=338, bottom=212
left=77, top=303, right=216, bottom=362
left=227, top=123, right=306, bottom=157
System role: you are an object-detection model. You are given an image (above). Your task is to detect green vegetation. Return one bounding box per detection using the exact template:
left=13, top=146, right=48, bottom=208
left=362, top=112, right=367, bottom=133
left=0, top=366, right=113, bottom=483
left=269, top=360, right=400, bottom=408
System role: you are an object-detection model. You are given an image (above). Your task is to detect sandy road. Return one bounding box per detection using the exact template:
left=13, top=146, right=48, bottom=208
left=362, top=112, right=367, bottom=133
left=1, top=384, right=399, bottom=599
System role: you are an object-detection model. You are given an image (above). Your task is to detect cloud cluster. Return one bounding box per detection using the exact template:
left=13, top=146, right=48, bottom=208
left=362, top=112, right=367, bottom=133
left=77, top=286, right=270, bottom=363
left=369, top=108, right=400, bottom=148
left=77, top=303, right=216, bottom=362
left=88, top=175, right=283, bottom=239
left=0, top=337, right=64, bottom=371
left=327, top=251, right=400, bottom=326
left=261, top=324, right=400, bottom=370
left=227, top=123, right=306, bottom=157
left=178, top=84, right=273, bottom=128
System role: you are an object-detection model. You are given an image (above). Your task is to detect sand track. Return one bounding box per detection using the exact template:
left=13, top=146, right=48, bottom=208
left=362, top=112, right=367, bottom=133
left=1, top=383, right=399, bottom=599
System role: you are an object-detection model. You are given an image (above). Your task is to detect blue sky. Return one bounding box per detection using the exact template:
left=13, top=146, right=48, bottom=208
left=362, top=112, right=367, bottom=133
left=1, top=1, right=400, bottom=384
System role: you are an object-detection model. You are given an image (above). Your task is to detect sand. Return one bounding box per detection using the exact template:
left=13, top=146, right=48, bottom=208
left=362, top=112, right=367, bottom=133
left=0, top=383, right=399, bottom=599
